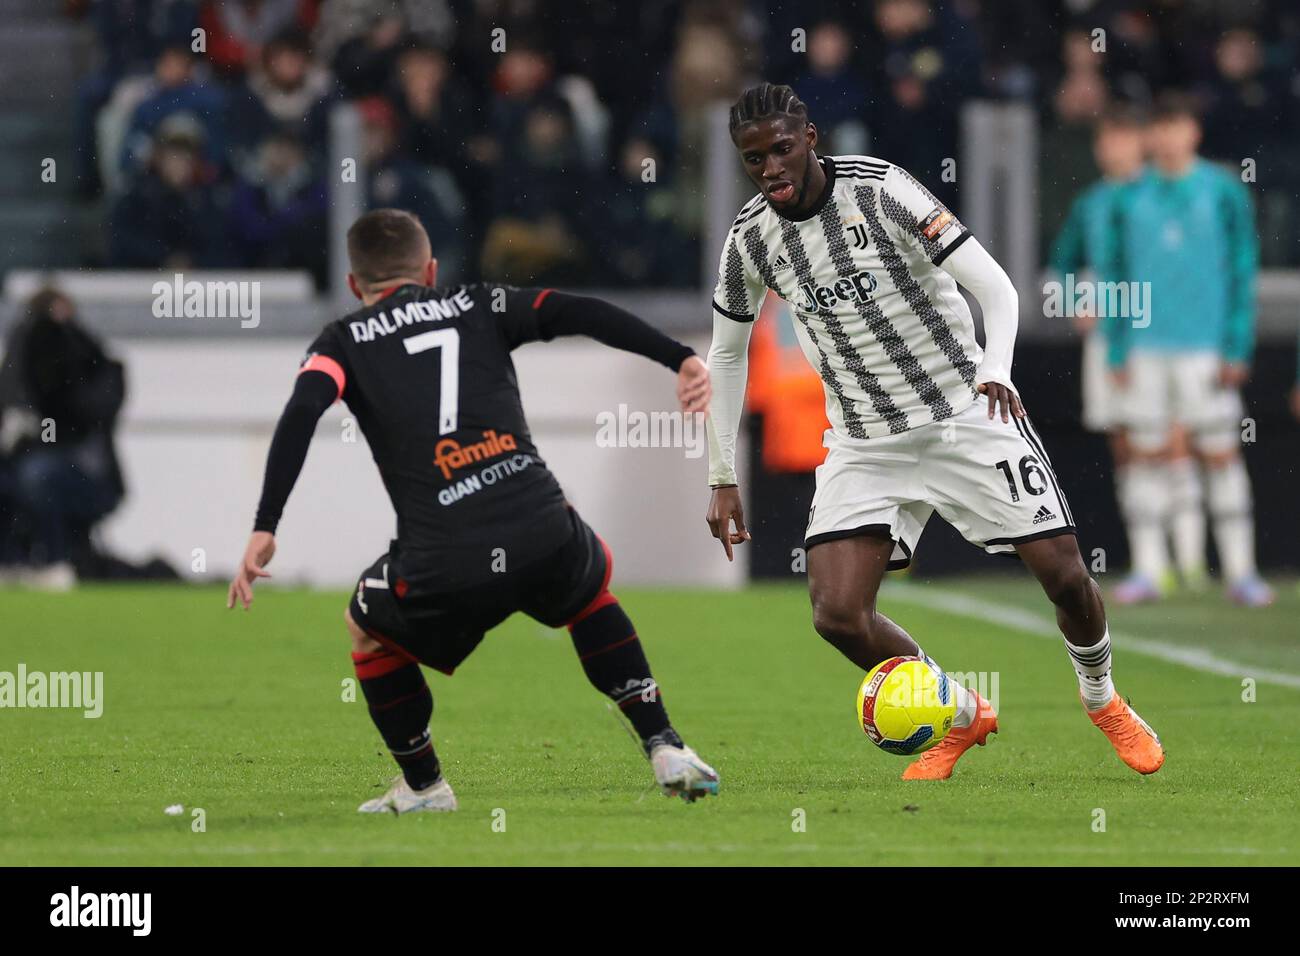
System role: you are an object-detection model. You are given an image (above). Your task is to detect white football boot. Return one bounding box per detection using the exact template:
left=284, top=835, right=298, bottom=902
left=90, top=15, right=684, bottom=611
left=358, top=775, right=458, bottom=814
left=650, top=744, right=720, bottom=802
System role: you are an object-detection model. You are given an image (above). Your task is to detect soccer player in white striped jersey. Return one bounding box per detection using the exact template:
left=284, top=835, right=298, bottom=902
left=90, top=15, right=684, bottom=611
left=704, top=83, right=1163, bottom=779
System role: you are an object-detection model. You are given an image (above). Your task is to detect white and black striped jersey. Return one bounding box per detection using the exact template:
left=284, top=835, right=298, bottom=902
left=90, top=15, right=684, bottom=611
left=712, top=154, right=982, bottom=441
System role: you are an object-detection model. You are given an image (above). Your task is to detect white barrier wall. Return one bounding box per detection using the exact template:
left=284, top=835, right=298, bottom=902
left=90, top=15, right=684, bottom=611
left=97, top=335, right=747, bottom=590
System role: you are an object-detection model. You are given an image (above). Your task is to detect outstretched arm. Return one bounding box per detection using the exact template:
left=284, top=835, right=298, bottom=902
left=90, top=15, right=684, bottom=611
left=532, top=290, right=709, bottom=412
left=227, top=369, right=337, bottom=609
left=939, top=237, right=1025, bottom=422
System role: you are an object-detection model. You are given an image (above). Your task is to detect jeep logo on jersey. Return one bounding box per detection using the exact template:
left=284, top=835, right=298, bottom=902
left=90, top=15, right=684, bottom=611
left=797, top=271, right=878, bottom=313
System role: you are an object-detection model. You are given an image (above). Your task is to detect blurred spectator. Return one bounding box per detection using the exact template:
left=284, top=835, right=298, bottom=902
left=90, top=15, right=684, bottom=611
left=639, top=17, right=744, bottom=242
left=108, top=126, right=226, bottom=268
left=1199, top=27, right=1300, bottom=264
left=596, top=136, right=695, bottom=287
left=358, top=97, right=466, bottom=278
left=487, top=44, right=562, bottom=168
left=228, top=132, right=330, bottom=283
left=315, top=0, right=455, bottom=81
left=88, top=0, right=202, bottom=79
left=230, top=28, right=336, bottom=165
left=392, top=43, right=476, bottom=173
left=1039, top=29, right=1116, bottom=260
left=975, top=0, right=1056, bottom=101
left=1054, top=61, right=1110, bottom=127
left=198, top=0, right=318, bottom=76
left=793, top=21, right=869, bottom=154
left=71, top=0, right=200, bottom=195
left=327, top=5, right=407, bottom=95
left=1200, top=28, right=1289, bottom=160
left=480, top=99, right=589, bottom=284
left=863, top=0, right=975, bottom=202
left=118, top=44, right=229, bottom=178
left=1097, top=4, right=1165, bottom=103
left=0, top=290, right=126, bottom=589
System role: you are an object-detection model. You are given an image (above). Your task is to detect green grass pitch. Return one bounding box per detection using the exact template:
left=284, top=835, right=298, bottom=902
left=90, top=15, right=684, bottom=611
left=2, top=578, right=1298, bottom=866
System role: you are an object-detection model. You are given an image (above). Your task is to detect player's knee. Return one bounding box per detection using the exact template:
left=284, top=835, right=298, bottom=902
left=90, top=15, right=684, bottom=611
left=1200, top=448, right=1238, bottom=470
left=344, top=607, right=381, bottom=654
left=811, top=598, right=871, bottom=649
left=1041, top=561, right=1095, bottom=613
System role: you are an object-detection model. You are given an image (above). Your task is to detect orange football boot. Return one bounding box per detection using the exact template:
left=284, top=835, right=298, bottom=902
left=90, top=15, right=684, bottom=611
left=1087, top=693, right=1165, bottom=774
left=902, top=691, right=998, bottom=780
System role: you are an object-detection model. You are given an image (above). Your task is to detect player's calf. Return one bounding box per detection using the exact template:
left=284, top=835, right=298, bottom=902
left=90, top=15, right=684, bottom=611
left=1018, top=535, right=1105, bottom=647
left=1016, top=538, right=1166, bottom=772
left=567, top=596, right=719, bottom=800
left=1203, top=450, right=1272, bottom=606
left=346, top=608, right=449, bottom=805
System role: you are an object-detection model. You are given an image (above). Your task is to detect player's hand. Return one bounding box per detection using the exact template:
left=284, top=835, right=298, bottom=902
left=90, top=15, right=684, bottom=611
left=1218, top=362, right=1249, bottom=388
left=1110, top=365, right=1130, bottom=389
left=677, top=355, right=711, bottom=415
left=706, top=485, right=750, bottom=561
left=976, top=381, right=1025, bottom=423
left=1071, top=310, right=1097, bottom=335
left=227, top=531, right=276, bottom=610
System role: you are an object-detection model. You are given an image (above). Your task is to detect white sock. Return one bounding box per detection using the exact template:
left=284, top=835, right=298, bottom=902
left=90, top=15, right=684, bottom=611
left=1207, top=458, right=1256, bottom=583
left=1123, top=462, right=1171, bottom=582
left=1112, top=462, right=1131, bottom=515
left=950, top=681, right=975, bottom=728
left=916, top=648, right=975, bottom=728
left=1065, top=630, right=1115, bottom=711
left=1167, top=457, right=1205, bottom=578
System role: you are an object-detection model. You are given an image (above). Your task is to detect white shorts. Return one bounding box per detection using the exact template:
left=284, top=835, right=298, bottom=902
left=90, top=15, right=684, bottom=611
left=1124, top=351, right=1243, bottom=454
left=1081, top=331, right=1126, bottom=433
left=804, top=401, right=1075, bottom=569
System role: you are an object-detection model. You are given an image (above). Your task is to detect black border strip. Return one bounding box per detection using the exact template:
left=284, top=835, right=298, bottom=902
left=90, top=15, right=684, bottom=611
left=931, top=228, right=972, bottom=266
left=711, top=300, right=755, bottom=322
left=985, top=525, right=1077, bottom=547
left=805, top=523, right=913, bottom=570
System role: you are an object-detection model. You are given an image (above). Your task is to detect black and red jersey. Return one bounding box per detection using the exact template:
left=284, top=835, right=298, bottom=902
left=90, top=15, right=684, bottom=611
left=259, top=282, right=693, bottom=594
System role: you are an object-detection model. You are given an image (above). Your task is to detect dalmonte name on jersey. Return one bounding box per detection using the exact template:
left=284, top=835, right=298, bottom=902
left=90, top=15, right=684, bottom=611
left=713, top=154, right=983, bottom=439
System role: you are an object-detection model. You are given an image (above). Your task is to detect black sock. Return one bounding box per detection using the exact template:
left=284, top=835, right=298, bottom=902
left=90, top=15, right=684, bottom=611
left=568, top=600, right=679, bottom=754
left=352, top=649, right=441, bottom=790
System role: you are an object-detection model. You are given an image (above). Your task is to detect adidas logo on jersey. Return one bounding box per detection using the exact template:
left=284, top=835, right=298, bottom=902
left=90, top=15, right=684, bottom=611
left=773, top=254, right=792, bottom=272
left=1032, top=505, right=1056, bottom=525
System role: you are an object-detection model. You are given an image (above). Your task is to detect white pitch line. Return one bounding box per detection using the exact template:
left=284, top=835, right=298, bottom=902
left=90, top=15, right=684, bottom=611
left=883, top=582, right=1300, bottom=691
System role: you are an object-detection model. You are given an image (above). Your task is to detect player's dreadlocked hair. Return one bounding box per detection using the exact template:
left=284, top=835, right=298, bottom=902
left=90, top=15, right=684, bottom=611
left=728, top=83, right=809, bottom=140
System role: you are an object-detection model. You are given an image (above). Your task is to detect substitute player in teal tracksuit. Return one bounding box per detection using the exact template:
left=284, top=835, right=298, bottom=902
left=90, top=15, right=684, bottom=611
left=1049, top=109, right=1144, bottom=595
left=1099, top=94, right=1271, bottom=606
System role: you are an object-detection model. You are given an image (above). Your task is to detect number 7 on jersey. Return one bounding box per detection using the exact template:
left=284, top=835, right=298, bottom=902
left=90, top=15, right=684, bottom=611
left=403, top=328, right=460, bottom=435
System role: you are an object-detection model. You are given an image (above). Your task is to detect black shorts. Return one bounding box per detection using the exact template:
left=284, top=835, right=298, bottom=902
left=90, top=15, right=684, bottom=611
left=348, top=508, right=611, bottom=674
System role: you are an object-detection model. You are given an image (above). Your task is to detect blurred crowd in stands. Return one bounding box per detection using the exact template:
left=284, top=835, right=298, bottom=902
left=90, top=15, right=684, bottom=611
left=66, top=0, right=1300, bottom=287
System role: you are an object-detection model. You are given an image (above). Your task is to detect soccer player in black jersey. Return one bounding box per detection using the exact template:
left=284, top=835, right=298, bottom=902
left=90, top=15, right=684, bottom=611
left=226, top=209, right=719, bottom=812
